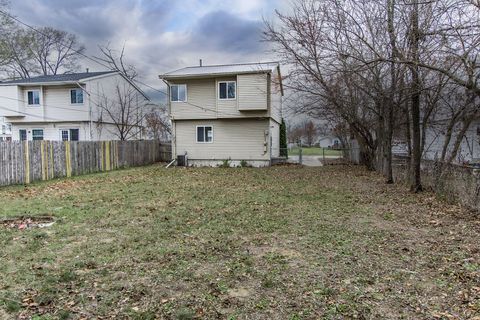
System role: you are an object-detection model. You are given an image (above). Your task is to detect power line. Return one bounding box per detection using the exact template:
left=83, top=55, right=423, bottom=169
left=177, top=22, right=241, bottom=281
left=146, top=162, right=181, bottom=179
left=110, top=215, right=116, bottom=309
left=0, top=9, right=249, bottom=118
left=0, top=105, right=62, bottom=121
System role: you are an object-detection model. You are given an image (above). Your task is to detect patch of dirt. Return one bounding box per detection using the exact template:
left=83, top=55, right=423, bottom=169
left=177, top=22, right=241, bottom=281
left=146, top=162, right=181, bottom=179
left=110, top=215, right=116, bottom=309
left=0, top=216, right=55, bottom=230
left=227, top=287, right=252, bottom=299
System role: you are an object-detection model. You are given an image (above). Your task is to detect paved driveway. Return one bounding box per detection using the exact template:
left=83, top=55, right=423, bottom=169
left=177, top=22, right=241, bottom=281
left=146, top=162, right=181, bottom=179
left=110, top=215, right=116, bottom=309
left=288, top=155, right=324, bottom=166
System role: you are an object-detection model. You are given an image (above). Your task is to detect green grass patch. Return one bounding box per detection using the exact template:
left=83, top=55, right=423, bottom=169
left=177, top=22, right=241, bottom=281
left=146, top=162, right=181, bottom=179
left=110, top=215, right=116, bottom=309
left=0, top=164, right=476, bottom=319
left=289, top=147, right=343, bottom=156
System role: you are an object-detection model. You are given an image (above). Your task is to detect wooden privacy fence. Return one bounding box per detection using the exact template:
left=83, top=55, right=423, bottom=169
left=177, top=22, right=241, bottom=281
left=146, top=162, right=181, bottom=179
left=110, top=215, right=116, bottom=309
left=0, top=140, right=171, bottom=187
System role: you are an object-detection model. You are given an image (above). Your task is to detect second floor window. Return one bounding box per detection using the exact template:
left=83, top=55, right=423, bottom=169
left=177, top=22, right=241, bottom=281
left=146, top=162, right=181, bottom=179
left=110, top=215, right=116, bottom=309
left=70, top=89, right=84, bottom=104
left=171, top=84, right=186, bottom=102
left=27, top=90, right=40, bottom=105
left=219, top=81, right=236, bottom=99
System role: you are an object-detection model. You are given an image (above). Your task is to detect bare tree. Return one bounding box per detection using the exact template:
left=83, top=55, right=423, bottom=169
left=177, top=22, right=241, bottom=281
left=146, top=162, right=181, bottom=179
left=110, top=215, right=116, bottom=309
left=145, top=107, right=171, bottom=141
left=0, top=24, right=84, bottom=78
left=266, top=0, right=480, bottom=192
left=95, top=43, right=138, bottom=80
left=28, top=27, right=85, bottom=76
left=303, top=120, right=317, bottom=147
left=96, top=83, right=149, bottom=141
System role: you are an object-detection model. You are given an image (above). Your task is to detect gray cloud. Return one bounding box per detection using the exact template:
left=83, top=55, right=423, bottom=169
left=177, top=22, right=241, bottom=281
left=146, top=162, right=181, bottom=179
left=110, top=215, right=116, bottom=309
left=193, top=10, right=264, bottom=54
left=8, top=0, right=280, bottom=102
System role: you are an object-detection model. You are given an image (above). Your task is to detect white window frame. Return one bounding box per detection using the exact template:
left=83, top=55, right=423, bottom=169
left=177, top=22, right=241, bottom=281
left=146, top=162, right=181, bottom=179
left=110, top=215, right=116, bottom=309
left=59, top=128, right=80, bottom=141
left=70, top=89, right=84, bottom=105
left=60, top=129, right=69, bottom=141
left=218, top=81, right=236, bottom=100
left=196, top=125, right=214, bottom=143
left=170, top=84, right=187, bottom=102
left=27, top=90, right=40, bottom=106
left=31, top=128, right=44, bottom=141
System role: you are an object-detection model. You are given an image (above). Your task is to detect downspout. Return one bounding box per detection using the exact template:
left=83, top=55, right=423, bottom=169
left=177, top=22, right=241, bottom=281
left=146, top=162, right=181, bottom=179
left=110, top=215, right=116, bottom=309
left=162, top=79, right=175, bottom=161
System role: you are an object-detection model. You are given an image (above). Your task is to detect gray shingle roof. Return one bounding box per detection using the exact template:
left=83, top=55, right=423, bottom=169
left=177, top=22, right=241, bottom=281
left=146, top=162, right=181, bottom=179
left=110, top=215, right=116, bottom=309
left=0, top=71, right=116, bottom=85
left=160, top=62, right=280, bottom=79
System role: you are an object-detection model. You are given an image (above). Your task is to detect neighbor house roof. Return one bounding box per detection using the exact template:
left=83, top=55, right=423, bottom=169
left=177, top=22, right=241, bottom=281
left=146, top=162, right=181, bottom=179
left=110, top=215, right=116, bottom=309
left=0, top=70, right=150, bottom=101
left=0, top=71, right=117, bottom=85
left=159, top=62, right=281, bottom=80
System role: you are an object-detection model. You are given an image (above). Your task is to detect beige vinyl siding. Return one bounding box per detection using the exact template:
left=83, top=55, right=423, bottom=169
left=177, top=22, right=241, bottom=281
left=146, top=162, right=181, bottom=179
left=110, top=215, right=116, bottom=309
left=44, top=85, right=89, bottom=122
left=18, top=87, right=44, bottom=122
left=0, top=86, right=21, bottom=117
left=270, top=119, right=280, bottom=157
left=216, top=77, right=237, bottom=116
left=238, top=73, right=268, bottom=111
left=174, top=119, right=269, bottom=160
left=170, top=79, right=216, bottom=119
left=169, top=76, right=270, bottom=120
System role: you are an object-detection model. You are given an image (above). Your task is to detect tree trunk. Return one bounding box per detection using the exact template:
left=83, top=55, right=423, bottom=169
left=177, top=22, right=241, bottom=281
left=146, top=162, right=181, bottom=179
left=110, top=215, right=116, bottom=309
left=385, top=0, right=396, bottom=184
left=409, top=0, right=423, bottom=192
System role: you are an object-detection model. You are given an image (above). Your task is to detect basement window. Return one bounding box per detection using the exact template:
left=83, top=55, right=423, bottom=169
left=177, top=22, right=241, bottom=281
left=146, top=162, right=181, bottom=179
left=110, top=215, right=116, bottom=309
left=171, top=84, right=187, bottom=102
left=196, top=125, right=213, bottom=143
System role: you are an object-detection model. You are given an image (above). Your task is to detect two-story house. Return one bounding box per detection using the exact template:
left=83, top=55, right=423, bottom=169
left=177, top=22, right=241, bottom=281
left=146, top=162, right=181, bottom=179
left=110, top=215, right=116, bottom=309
left=160, top=62, right=283, bottom=167
left=0, top=71, right=149, bottom=141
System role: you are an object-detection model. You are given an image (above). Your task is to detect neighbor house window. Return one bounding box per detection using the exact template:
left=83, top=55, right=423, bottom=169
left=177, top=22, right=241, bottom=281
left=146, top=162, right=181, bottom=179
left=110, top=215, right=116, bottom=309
left=19, top=129, right=27, bottom=141
left=70, top=89, right=84, bottom=104
left=27, top=90, right=40, bottom=105
left=196, top=125, right=213, bottom=143
left=60, top=129, right=79, bottom=141
left=218, top=81, right=236, bottom=99
left=32, top=129, right=43, bottom=141
left=170, top=84, right=186, bottom=102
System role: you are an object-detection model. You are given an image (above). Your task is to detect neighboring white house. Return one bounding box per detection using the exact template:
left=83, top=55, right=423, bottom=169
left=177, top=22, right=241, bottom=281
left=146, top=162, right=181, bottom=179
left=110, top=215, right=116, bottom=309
left=422, top=119, right=480, bottom=164
left=160, top=62, right=283, bottom=167
left=315, top=135, right=341, bottom=148
left=0, top=71, right=149, bottom=141
left=0, top=117, right=12, bottom=141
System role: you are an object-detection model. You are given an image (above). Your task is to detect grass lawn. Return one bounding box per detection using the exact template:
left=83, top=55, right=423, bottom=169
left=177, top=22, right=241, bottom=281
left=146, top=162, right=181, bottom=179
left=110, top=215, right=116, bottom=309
left=289, top=147, right=343, bottom=156
left=0, top=165, right=479, bottom=319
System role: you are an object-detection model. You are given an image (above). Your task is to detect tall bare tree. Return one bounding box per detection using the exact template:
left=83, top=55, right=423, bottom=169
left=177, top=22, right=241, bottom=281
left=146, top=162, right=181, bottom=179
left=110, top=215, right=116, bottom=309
left=0, top=25, right=84, bottom=78
left=96, top=83, right=150, bottom=141
left=95, top=43, right=138, bottom=80
left=266, top=0, right=480, bottom=192
left=145, top=107, right=171, bottom=141
left=28, top=27, right=85, bottom=76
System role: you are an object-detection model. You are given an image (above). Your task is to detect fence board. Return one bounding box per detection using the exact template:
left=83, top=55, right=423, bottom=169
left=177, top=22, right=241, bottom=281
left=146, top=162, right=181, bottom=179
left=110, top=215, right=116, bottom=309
left=0, top=140, right=171, bottom=187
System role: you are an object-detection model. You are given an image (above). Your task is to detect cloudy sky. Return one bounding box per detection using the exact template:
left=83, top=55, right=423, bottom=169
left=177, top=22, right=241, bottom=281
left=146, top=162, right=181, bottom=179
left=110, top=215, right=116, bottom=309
left=9, top=0, right=288, bottom=101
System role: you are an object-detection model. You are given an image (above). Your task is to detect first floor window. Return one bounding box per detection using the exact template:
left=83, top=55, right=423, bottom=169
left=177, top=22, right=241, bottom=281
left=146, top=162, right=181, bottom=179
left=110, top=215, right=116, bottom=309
left=70, top=89, right=84, bottom=104
left=70, top=129, right=79, bottom=141
left=32, top=129, right=43, bottom=141
left=27, top=90, right=40, bottom=105
left=60, top=129, right=80, bottom=141
left=61, top=130, right=69, bottom=141
left=171, top=84, right=186, bottom=102
left=19, top=129, right=27, bottom=141
left=196, top=125, right=213, bottom=143
left=218, top=81, right=236, bottom=99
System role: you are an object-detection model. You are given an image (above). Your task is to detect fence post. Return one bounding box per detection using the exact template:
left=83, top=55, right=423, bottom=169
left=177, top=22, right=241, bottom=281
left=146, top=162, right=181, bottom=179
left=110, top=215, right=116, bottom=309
left=299, top=147, right=303, bottom=165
